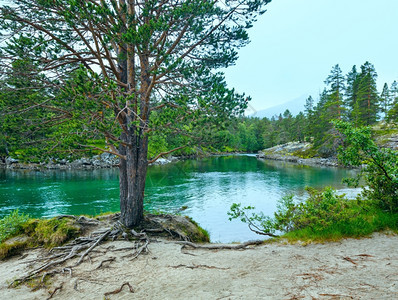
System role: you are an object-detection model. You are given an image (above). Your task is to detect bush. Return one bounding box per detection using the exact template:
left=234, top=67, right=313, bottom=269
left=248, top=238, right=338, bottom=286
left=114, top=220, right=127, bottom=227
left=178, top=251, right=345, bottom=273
left=228, top=187, right=359, bottom=237
left=0, top=210, right=30, bottom=243
left=228, top=186, right=398, bottom=242
left=334, top=121, right=398, bottom=211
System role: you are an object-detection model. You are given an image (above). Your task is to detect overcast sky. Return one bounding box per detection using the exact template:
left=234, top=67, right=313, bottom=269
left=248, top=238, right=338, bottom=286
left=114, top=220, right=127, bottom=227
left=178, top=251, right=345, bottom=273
left=223, top=0, right=398, bottom=112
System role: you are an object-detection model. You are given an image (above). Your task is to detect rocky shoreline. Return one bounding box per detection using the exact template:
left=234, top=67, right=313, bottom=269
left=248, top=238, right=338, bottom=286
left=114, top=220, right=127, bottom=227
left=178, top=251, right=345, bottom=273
left=256, top=151, right=340, bottom=167
left=0, top=153, right=186, bottom=170
left=0, top=151, right=249, bottom=171
left=256, top=141, right=340, bottom=167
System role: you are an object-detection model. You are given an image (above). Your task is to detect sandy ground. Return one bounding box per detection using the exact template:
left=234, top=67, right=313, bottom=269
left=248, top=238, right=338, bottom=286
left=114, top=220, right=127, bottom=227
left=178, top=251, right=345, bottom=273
left=1, top=233, right=397, bottom=300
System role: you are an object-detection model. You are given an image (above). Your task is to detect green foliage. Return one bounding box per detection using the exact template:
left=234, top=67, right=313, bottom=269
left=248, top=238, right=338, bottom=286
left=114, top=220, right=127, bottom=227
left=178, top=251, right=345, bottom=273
left=0, top=210, right=30, bottom=243
left=229, top=187, right=357, bottom=237
left=284, top=205, right=398, bottom=242
left=334, top=121, right=398, bottom=212
left=276, top=187, right=354, bottom=232
left=228, top=203, right=275, bottom=235
left=229, top=185, right=398, bottom=242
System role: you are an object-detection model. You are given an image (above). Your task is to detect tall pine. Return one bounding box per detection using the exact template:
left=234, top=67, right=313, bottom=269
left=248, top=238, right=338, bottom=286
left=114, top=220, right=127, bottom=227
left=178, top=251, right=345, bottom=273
left=352, top=62, right=380, bottom=126
left=387, top=80, right=398, bottom=122
left=345, top=66, right=359, bottom=121
left=380, top=83, right=391, bottom=120
left=324, top=64, right=345, bottom=120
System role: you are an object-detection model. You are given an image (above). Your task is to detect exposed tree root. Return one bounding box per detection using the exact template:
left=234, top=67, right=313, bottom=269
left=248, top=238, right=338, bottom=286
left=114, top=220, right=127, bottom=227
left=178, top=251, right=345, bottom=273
left=104, top=282, right=134, bottom=299
left=176, top=240, right=264, bottom=250
left=56, top=215, right=99, bottom=226
left=10, top=220, right=150, bottom=287
left=47, top=284, right=63, bottom=300
left=343, top=256, right=357, bottom=265
left=8, top=213, right=213, bottom=290
left=94, top=257, right=116, bottom=270
left=168, top=264, right=230, bottom=270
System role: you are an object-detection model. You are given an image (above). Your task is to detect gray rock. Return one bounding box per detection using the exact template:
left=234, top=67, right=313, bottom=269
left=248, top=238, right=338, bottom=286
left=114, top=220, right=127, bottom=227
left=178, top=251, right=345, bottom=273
left=5, top=157, right=19, bottom=164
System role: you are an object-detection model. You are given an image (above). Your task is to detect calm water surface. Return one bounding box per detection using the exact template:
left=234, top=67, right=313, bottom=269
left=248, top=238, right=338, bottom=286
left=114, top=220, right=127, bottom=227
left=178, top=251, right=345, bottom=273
left=0, top=155, right=357, bottom=242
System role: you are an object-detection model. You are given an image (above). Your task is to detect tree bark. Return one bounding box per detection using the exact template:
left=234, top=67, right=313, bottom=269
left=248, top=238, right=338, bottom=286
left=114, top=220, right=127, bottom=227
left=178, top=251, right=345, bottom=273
left=119, top=59, right=151, bottom=227
left=118, top=121, right=149, bottom=227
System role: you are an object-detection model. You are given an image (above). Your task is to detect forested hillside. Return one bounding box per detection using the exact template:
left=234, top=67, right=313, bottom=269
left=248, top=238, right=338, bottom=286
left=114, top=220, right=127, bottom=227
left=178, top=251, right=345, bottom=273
left=210, top=62, right=398, bottom=156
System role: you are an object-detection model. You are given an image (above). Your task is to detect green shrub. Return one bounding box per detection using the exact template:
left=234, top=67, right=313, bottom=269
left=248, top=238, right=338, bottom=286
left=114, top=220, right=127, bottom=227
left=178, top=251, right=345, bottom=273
left=334, top=121, right=398, bottom=212
left=0, top=210, right=30, bottom=243
left=229, top=187, right=398, bottom=242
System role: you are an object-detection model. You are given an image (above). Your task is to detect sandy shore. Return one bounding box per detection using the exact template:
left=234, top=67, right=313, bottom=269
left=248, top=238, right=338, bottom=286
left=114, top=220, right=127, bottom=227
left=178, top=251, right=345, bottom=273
left=1, top=233, right=397, bottom=300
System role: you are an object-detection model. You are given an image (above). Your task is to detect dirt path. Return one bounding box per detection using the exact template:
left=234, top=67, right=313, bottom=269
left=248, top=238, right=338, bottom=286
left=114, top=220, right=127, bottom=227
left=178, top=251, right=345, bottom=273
left=1, top=233, right=397, bottom=299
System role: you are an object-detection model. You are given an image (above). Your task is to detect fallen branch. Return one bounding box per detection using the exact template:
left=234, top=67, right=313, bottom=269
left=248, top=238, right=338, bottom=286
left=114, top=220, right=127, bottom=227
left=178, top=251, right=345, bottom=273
left=175, top=240, right=264, bottom=250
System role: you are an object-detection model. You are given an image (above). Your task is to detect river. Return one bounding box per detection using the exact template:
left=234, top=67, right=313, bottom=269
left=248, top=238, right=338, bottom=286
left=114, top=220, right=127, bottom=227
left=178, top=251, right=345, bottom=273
left=0, top=155, right=358, bottom=242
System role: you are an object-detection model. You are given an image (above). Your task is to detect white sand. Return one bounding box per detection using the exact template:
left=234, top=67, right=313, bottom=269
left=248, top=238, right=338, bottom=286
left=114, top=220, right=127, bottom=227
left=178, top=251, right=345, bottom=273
left=1, top=233, right=398, bottom=299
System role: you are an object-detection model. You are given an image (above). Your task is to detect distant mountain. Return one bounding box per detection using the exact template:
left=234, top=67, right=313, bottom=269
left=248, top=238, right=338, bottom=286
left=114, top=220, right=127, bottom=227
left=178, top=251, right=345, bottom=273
left=248, top=95, right=308, bottom=119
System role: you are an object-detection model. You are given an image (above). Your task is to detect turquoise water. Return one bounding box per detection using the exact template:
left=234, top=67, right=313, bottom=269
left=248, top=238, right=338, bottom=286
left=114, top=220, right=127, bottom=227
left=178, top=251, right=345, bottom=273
left=0, top=155, right=357, bottom=242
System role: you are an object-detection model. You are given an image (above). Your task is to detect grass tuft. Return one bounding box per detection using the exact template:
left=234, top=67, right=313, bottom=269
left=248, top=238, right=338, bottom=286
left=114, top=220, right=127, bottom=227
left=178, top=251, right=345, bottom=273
left=0, top=211, right=82, bottom=260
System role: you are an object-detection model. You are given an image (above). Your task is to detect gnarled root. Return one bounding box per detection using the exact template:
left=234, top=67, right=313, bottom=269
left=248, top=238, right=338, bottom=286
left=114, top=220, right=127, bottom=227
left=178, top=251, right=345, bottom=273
left=10, top=221, right=150, bottom=287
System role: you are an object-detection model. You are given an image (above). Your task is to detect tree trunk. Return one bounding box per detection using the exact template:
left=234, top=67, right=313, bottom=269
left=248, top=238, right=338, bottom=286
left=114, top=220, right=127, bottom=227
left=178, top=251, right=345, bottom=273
left=119, top=129, right=148, bottom=228
left=119, top=48, right=151, bottom=227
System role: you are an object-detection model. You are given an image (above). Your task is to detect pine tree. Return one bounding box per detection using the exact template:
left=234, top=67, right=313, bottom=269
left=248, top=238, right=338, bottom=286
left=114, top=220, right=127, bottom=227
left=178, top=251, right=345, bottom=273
left=312, top=89, right=330, bottom=148
left=380, top=83, right=391, bottom=120
left=304, top=95, right=314, bottom=142
left=387, top=80, right=398, bottom=122
left=352, top=62, right=380, bottom=126
left=345, top=65, right=359, bottom=121
left=324, top=64, right=345, bottom=120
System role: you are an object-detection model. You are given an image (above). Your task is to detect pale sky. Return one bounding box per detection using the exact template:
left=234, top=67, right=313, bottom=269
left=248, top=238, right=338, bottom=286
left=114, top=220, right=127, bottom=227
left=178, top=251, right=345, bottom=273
left=223, top=0, right=398, bottom=112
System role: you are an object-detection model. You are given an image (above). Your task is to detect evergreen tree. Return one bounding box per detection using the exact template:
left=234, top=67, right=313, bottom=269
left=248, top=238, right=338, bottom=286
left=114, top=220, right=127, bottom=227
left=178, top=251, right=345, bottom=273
left=311, top=89, right=330, bottom=148
left=380, top=83, right=391, bottom=120
left=387, top=80, right=398, bottom=122
left=293, top=112, right=306, bottom=142
left=0, top=36, right=53, bottom=161
left=353, top=62, right=380, bottom=126
left=324, top=64, right=345, bottom=120
left=303, top=95, right=315, bottom=142
left=345, top=66, right=359, bottom=121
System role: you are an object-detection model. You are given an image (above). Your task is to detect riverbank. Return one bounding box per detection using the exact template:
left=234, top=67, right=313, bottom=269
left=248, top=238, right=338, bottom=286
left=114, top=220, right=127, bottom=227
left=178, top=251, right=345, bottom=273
left=1, top=232, right=397, bottom=299
left=256, top=141, right=340, bottom=167
left=0, top=151, right=247, bottom=170
left=0, top=153, right=191, bottom=170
